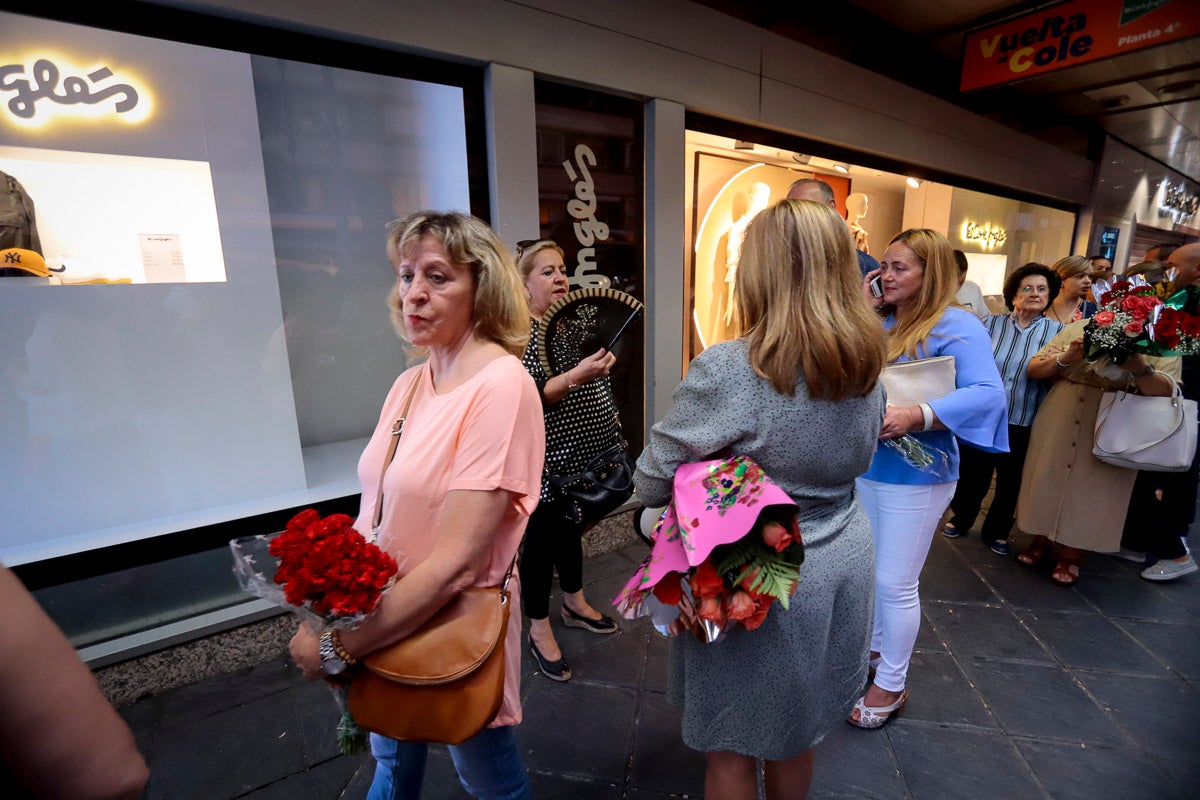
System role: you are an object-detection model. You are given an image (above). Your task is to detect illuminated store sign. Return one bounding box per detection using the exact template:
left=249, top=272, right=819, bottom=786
left=563, top=144, right=611, bottom=289
left=961, top=0, right=1199, bottom=91
left=961, top=221, right=1008, bottom=249
left=0, top=55, right=150, bottom=126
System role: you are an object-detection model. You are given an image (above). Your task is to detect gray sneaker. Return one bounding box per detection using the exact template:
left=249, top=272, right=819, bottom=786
left=1140, top=556, right=1198, bottom=582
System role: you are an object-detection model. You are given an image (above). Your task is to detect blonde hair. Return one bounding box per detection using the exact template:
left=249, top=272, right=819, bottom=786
left=515, top=239, right=567, bottom=314
left=385, top=211, right=529, bottom=357
left=733, top=199, right=885, bottom=399
left=882, top=228, right=959, bottom=362
left=1052, top=255, right=1092, bottom=281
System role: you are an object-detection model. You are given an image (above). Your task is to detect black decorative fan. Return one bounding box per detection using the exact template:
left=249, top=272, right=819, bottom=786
left=537, top=288, right=644, bottom=377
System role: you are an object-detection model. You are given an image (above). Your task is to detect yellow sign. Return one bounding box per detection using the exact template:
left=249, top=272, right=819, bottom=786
left=0, top=53, right=151, bottom=128
left=961, top=221, right=1008, bottom=249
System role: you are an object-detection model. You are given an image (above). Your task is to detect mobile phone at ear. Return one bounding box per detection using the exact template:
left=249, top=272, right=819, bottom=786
left=869, top=276, right=884, bottom=297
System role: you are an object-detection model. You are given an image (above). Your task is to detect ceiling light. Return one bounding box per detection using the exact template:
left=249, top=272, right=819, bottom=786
left=1099, top=95, right=1129, bottom=110
left=733, top=140, right=756, bottom=150
left=833, top=162, right=850, bottom=173
left=791, top=153, right=812, bottom=164
left=906, top=177, right=922, bottom=188
left=1159, top=80, right=1199, bottom=94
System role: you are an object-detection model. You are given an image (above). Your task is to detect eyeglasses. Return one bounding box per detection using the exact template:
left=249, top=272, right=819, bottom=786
left=515, top=239, right=552, bottom=258
left=1018, top=286, right=1050, bottom=294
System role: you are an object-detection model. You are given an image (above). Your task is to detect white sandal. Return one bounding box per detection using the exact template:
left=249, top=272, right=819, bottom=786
left=848, top=689, right=908, bottom=730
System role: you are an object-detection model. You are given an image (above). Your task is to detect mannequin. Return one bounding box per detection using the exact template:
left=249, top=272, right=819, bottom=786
left=845, top=192, right=870, bottom=254
left=724, top=181, right=771, bottom=325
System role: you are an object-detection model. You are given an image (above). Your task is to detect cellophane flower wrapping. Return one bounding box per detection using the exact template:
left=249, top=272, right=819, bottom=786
left=1082, top=278, right=1200, bottom=365
left=614, top=457, right=805, bottom=644
left=882, top=434, right=952, bottom=480
left=230, top=509, right=402, bottom=755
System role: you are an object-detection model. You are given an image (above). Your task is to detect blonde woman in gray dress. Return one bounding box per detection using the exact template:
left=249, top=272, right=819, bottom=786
left=635, top=199, right=886, bottom=799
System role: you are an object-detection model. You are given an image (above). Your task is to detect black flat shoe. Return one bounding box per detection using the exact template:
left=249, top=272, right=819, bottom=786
left=561, top=605, right=619, bottom=634
left=529, top=637, right=571, bottom=682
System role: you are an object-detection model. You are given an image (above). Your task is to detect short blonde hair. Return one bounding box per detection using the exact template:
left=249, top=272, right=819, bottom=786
left=734, top=199, right=885, bottom=399
left=882, top=228, right=959, bottom=362
left=516, top=239, right=565, bottom=282
left=385, top=211, right=529, bottom=357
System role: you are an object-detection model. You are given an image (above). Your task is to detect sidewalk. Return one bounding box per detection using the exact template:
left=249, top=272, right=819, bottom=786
left=120, top=520, right=1200, bottom=799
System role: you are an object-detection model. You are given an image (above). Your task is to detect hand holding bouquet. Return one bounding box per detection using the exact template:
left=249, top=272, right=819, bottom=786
left=231, top=509, right=401, bottom=754
left=614, top=457, right=804, bottom=643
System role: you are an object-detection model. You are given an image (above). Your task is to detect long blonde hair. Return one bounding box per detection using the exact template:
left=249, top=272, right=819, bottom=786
left=734, top=199, right=885, bottom=399
left=882, top=228, right=959, bottom=362
left=385, top=211, right=529, bottom=357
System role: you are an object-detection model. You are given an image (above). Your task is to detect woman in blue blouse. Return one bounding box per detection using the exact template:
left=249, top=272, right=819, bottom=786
left=852, top=229, right=1008, bottom=729
left=943, top=263, right=1062, bottom=555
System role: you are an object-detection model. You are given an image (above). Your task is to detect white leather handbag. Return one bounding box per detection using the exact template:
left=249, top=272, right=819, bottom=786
left=880, top=355, right=957, bottom=407
left=1093, top=375, right=1198, bottom=472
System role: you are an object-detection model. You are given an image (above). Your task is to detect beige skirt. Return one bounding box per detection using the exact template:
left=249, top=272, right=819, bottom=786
left=1016, top=379, right=1136, bottom=553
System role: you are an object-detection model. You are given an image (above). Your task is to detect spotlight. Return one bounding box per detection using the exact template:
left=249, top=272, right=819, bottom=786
left=833, top=162, right=850, bottom=173
left=791, top=153, right=812, bottom=164
left=733, top=140, right=756, bottom=150
left=906, top=177, right=922, bottom=188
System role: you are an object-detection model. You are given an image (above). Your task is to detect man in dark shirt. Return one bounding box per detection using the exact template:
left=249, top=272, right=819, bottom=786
left=786, top=178, right=881, bottom=277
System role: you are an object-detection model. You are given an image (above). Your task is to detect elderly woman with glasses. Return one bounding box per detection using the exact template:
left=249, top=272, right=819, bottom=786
left=943, top=262, right=1063, bottom=556
left=514, top=238, right=624, bottom=683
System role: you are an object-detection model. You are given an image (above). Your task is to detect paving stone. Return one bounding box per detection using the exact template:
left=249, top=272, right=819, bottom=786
left=901, top=650, right=994, bottom=727
left=925, top=603, right=1053, bottom=663
left=960, top=661, right=1131, bottom=747
left=1113, top=618, right=1200, bottom=680
left=809, top=722, right=907, bottom=799
left=566, top=628, right=649, bottom=688
left=1075, top=575, right=1196, bottom=623
left=152, top=656, right=302, bottom=732
left=919, top=547, right=999, bottom=604
left=1014, top=739, right=1180, bottom=800
left=517, top=679, right=637, bottom=783
left=974, top=564, right=1095, bottom=611
left=236, top=755, right=366, bottom=800
left=1016, top=608, right=1169, bottom=674
left=1076, top=672, right=1200, bottom=765
left=628, top=690, right=705, bottom=796
left=887, top=724, right=1046, bottom=800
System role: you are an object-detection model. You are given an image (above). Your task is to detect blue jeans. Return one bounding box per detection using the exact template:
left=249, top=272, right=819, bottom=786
left=366, top=727, right=532, bottom=800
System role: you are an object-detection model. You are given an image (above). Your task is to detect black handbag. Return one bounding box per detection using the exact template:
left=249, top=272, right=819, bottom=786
left=548, top=443, right=636, bottom=523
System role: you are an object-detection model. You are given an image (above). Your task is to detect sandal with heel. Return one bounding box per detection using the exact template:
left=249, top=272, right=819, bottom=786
left=1017, top=537, right=1051, bottom=568
left=1050, top=557, right=1081, bottom=587
left=848, top=689, right=908, bottom=730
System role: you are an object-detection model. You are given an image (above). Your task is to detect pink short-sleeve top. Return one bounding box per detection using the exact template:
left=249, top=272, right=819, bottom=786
left=354, top=355, right=545, bottom=727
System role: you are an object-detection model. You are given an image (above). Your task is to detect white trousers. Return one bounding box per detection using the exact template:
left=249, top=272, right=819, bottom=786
left=855, top=477, right=956, bottom=693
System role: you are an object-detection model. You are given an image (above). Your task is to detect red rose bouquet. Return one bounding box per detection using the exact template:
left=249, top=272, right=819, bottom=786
left=231, top=509, right=402, bottom=754
left=1084, top=277, right=1200, bottom=364
left=614, top=457, right=804, bottom=643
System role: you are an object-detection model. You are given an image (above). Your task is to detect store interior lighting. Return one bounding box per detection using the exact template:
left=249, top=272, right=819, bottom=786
left=833, top=162, right=850, bottom=173
left=906, top=177, right=922, bottom=188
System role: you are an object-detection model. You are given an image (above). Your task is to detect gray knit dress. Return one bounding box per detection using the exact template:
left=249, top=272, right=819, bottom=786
left=635, top=339, right=885, bottom=760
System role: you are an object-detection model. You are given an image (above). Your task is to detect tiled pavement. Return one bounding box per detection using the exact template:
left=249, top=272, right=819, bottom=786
left=121, top=514, right=1200, bottom=799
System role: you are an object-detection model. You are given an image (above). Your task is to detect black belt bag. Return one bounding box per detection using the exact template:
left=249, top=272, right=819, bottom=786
left=548, top=443, right=636, bottom=523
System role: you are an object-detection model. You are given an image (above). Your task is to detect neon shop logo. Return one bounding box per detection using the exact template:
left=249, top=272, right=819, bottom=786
left=0, top=58, right=141, bottom=121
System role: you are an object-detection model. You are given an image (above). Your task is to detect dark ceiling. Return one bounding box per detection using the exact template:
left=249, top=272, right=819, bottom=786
left=694, top=0, right=1200, bottom=184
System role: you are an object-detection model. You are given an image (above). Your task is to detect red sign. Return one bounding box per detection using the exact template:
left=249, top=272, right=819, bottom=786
left=961, top=0, right=1200, bottom=91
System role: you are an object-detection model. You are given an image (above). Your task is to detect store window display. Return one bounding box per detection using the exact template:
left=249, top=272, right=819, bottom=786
left=723, top=181, right=771, bottom=325
left=846, top=192, right=871, bottom=253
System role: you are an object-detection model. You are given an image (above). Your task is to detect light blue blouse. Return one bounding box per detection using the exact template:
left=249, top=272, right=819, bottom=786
left=863, top=307, right=1009, bottom=485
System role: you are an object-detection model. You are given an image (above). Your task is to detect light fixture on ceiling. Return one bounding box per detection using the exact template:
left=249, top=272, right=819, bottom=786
left=833, top=162, right=850, bottom=173
left=1159, top=80, right=1199, bottom=95
left=1099, top=95, right=1130, bottom=110
left=906, top=177, right=922, bottom=188
left=733, top=140, right=756, bottom=150
left=791, top=152, right=812, bottom=164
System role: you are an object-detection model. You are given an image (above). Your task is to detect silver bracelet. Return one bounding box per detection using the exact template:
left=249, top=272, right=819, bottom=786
left=1054, top=355, right=1072, bottom=369
left=918, top=403, right=934, bottom=431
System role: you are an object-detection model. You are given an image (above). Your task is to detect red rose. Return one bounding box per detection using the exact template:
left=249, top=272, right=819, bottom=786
left=1093, top=310, right=1115, bottom=326
left=652, top=572, right=683, bottom=605
left=1123, top=321, right=1144, bottom=336
left=690, top=559, right=725, bottom=600
left=741, top=594, right=772, bottom=631
left=725, top=590, right=757, bottom=622
left=1182, top=316, right=1200, bottom=337
left=761, top=520, right=795, bottom=553
left=696, top=595, right=727, bottom=625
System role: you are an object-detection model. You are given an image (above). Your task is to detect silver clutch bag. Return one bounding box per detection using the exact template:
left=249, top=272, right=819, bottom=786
left=880, top=355, right=956, bottom=407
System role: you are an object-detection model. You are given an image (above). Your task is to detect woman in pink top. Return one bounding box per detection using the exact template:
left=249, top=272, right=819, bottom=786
left=289, top=211, right=545, bottom=799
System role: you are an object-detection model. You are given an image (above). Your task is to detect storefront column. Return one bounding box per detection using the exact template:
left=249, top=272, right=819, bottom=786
left=645, top=98, right=686, bottom=436
left=484, top=64, right=539, bottom=243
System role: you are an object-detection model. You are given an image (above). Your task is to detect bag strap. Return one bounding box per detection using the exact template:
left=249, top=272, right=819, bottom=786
left=370, top=367, right=519, bottom=592
left=1095, top=376, right=1187, bottom=456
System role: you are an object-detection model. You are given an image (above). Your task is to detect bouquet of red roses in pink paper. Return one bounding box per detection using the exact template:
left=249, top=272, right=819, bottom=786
left=613, top=456, right=803, bottom=643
